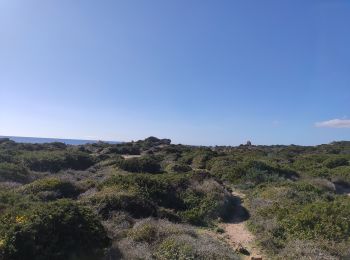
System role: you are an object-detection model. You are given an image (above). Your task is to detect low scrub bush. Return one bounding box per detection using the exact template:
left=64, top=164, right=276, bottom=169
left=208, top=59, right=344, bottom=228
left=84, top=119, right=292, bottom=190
left=209, top=159, right=298, bottom=186
left=179, top=179, right=234, bottom=225
left=115, top=156, right=161, bottom=173
left=0, top=162, right=30, bottom=183
left=154, top=235, right=196, bottom=260
left=102, top=174, right=187, bottom=210
left=0, top=200, right=109, bottom=260
left=331, top=166, right=350, bottom=184
left=282, top=197, right=350, bottom=241
left=248, top=182, right=349, bottom=258
left=165, top=163, right=192, bottom=173
left=154, top=233, right=239, bottom=260
left=324, top=157, right=349, bottom=169
left=120, top=218, right=238, bottom=260
left=102, top=174, right=233, bottom=226
left=179, top=148, right=216, bottom=169
left=21, top=177, right=82, bottom=200
left=19, top=151, right=94, bottom=172
left=279, top=239, right=338, bottom=260
left=86, top=187, right=157, bottom=219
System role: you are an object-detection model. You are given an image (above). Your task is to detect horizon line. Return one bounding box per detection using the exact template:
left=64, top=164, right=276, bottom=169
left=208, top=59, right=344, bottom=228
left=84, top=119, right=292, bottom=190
left=1, top=134, right=349, bottom=147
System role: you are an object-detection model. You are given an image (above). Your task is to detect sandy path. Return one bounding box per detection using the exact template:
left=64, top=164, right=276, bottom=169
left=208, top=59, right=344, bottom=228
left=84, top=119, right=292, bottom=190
left=121, top=155, right=142, bottom=159
left=220, top=191, right=264, bottom=260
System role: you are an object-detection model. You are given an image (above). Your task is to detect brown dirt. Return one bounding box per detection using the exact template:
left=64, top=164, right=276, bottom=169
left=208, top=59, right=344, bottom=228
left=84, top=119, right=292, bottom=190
left=121, top=155, right=142, bottom=159
left=220, top=191, right=265, bottom=260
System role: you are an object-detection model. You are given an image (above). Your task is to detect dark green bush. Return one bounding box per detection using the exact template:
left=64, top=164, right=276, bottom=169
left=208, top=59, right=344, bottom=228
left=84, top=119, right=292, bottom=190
left=0, top=163, right=29, bottom=183
left=208, top=157, right=247, bottom=183
left=86, top=188, right=157, bottom=219
left=165, top=163, right=192, bottom=173
left=282, top=197, right=350, bottom=241
left=102, top=174, right=187, bottom=210
left=115, top=156, right=161, bottom=173
left=247, top=181, right=347, bottom=257
left=106, top=145, right=140, bottom=155
left=139, top=136, right=171, bottom=148
left=331, top=166, right=350, bottom=184
left=101, top=173, right=232, bottom=226
left=0, top=191, right=38, bottom=215
left=21, top=178, right=82, bottom=200
left=178, top=179, right=234, bottom=226
left=209, top=159, right=298, bottom=185
left=180, top=149, right=216, bottom=169
left=19, top=151, right=94, bottom=172
left=324, top=157, right=349, bottom=169
left=0, top=200, right=109, bottom=260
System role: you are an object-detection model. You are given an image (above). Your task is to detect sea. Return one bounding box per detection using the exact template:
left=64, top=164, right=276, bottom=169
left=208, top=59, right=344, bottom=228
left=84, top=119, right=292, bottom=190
left=0, top=136, right=120, bottom=145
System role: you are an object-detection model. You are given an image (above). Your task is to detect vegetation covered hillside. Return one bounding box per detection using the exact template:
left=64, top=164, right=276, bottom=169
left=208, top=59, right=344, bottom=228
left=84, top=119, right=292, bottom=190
left=0, top=137, right=350, bottom=259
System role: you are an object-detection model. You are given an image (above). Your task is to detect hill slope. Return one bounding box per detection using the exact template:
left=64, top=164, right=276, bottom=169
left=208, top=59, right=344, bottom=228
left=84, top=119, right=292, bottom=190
left=0, top=137, right=350, bottom=259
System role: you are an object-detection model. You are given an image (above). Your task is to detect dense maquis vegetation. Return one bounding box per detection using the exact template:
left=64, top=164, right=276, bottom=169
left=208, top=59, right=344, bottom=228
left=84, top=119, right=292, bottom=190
left=0, top=136, right=350, bottom=259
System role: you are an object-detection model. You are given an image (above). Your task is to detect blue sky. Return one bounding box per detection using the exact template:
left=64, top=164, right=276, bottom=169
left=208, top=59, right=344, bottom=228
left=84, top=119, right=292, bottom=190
left=0, top=0, right=349, bottom=145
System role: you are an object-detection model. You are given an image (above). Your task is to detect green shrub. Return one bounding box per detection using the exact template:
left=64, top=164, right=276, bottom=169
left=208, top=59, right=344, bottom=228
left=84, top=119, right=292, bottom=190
left=216, top=227, right=225, bottom=233
left=165, top=163, right=192, bottom=173
left=324, top=157, right=349, bottom=169
left=247, top=181, right=349, bottom=257
left=117, top=218, right=238, bottom=259
left=86, top=188, right=157, bottom=219
left=19, top=151, right=94, bottom=172
left=0, top=191, right=38, bottom=215
left=0, top=163, right=29, bottom=183
left=331, top=166, right=350, bottom=184
left=21, top=178, right=82, bottom=200
left=154, top=236, right=196, bottom=260
left=180, top=180, right=234, bottom=225
left=128, top=221, right=157, bottom=243
left=282, top=197, right=350, bottom=241
left=180, top=194, right=232, bottom=226
left=102, top=174, right=187, bottom=210
left=207, top=156, right=238, bottom=180
left=115, top=156, right=161, bottom=173
left=107, top=145, right=140, bottom=155
left=153, top=233, right=239, bottom=260
left=101, top=173, right=233, bottom=226
left=180, top=149, right=216, bottom=169
left=0, top=200, right=109, bottom=260
left=210, top=159, right=298, bottom=185
left=126, top=218, right=197, bottom=243
left=278, top=239, right=339, bottom=260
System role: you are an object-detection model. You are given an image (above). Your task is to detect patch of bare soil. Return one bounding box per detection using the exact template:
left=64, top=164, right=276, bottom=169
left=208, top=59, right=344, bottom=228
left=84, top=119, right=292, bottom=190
left=220, top=191, right=265, bottom=260
left=121, top=155, right=142, bottom=159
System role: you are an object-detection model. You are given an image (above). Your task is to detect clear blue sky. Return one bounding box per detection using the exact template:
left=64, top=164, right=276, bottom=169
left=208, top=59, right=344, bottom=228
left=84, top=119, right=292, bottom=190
left=1, top=0, right=349, bottom=145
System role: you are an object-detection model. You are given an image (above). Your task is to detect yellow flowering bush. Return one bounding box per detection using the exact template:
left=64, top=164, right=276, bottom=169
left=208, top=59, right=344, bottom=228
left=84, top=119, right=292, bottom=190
left=0, top=239, right=5, bottom=248
left=15, top=216, right=27, bottom=224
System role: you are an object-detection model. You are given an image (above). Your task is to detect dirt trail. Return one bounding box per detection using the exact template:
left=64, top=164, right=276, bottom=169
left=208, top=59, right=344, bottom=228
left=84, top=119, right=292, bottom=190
left=220, top=191, right=264, bottom=260
left=121, top=155, right=142, bottom=159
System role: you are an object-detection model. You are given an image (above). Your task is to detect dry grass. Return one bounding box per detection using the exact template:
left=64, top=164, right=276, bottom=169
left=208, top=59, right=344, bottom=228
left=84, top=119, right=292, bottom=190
left=108, top=218, right=238, bottom=260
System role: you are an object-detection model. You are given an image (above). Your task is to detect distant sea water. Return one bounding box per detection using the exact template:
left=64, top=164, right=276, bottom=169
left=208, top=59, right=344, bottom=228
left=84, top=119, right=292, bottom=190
left=0, top=136, right=120, bottom=145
